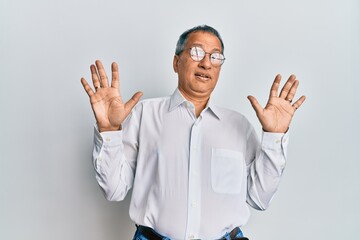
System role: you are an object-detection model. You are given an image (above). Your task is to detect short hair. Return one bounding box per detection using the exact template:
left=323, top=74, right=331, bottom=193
left=175, top=25, right=224, bottom=55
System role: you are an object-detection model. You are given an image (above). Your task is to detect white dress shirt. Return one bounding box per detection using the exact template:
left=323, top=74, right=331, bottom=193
left=93, top=88, right=289, bottom=240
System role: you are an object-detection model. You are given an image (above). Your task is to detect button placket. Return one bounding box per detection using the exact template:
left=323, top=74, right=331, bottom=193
left=185, top=120, right=202, bottom=239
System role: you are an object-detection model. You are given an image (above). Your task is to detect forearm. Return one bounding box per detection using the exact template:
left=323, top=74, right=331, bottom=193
left=93, top=126, right=135, bottom=201
left=246, top=131, right=288, bottom=210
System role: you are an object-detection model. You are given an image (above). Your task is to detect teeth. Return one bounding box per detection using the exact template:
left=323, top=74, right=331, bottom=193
left=197, top=74, right=208, bottom=78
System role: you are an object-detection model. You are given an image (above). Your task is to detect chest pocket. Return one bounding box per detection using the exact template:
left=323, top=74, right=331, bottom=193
left=211, top=148, right=245, bottom=194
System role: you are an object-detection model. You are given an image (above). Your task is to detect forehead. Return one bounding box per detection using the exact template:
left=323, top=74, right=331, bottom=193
left=185, top=31, right=222, bottom=52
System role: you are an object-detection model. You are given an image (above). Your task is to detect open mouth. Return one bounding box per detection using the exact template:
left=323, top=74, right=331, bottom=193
left=195, top=73, right=211, bottom=80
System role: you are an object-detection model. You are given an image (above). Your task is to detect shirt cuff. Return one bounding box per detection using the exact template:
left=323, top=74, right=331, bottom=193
left=94, top=124, right=123, bottom=147
left=261, top=131, right=289, bottom=150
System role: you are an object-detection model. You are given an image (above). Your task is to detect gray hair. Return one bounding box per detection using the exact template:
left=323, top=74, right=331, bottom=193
left=175, top=25, right=224, bottom=55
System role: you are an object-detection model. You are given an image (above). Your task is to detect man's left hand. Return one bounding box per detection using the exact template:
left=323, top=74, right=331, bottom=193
left=247, top=74, right=306, bottom=133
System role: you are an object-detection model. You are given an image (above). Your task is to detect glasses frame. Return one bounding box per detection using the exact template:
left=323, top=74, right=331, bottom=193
left=187, top=46, right=225, bottom=66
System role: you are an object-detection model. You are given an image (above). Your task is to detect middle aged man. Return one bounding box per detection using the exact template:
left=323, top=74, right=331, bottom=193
left=81, top=25, right=305, bottom=240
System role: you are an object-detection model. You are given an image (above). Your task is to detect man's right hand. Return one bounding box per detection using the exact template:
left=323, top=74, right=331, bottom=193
left=81, top=60, right=143, bottom=132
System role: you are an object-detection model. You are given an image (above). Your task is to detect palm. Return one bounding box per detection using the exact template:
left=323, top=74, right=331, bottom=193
left=89, top=87, right=125, bottom=130
left=248, top=74, right=306, bottom=133
left=259, top=97, right=295, bottom=133
left=81, top=60, right=143, bottom=132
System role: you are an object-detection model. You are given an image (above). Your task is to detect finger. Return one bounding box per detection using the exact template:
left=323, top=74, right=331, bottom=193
left=81, top=77, right=94, bottom=97
left=279, top=74, right=296, bottom=99
left=111, top=62, right=120, bottom=89
left=90, top=64, right=101, bottom=89
left=247, top=95, right=263, bottom=116
left=95, top=60, right=109, bottom=88
left=269, top=74, right=282, bottom=98
left=125, top=91, right=143, bottom=113
left=292, top=95, right=306, bottom=110
left=285, top=80, right=299, bottom=103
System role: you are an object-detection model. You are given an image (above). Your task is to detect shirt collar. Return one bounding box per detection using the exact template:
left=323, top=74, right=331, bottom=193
left=206, top=97, right=221, bottom=120
left=169, top=88, right=221, bottom=120
left=169, top=88, right=186, bottom=111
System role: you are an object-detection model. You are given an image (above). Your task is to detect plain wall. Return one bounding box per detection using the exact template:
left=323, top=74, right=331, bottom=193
left=1, top=0, right=359, bottom=239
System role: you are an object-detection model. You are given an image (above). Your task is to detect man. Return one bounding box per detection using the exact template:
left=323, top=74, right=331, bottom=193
left=81, top=25, right=305, bottom=240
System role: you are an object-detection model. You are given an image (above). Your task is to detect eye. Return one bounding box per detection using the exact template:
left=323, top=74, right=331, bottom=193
left=210, top=52, right=225, bottom=66
left=210, top=52, right=223, bottom=60
left=190, top=46, right=205, bottom=61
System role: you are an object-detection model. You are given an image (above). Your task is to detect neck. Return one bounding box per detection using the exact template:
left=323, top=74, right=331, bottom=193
left=178, top=88, right=209, bottom=117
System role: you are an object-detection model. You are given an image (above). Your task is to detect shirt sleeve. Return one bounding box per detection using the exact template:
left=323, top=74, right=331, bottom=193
left=92, top=111, right=140, bottom=201
left=246, top=129, right=289, bottom=210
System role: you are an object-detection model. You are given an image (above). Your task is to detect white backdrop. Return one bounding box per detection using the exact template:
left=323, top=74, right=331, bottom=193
left=1, top=0, right=359, bottom=239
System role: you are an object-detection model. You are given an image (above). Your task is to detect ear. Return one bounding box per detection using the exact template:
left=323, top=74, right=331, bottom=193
left=173, top=55, right=179, bottom=73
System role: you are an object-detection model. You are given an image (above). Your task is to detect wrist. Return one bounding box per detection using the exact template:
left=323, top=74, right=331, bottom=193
left=98, top=124, right=122, bottom=133
left=262, top=127, right=289, bottom=133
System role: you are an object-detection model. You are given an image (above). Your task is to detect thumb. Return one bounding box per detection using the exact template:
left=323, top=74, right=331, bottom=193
left=125, top=91, right=143, bottom=112
left=247, top=95, right=263, bottom=116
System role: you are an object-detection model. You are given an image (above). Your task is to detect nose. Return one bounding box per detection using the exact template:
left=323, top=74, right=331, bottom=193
left=198, top=53, right=212, bottom=69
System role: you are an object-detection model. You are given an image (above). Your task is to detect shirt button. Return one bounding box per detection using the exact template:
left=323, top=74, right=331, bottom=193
left=275, top=139, right=281, bottom=143
left=105, top=137, right=111, bottom=142
left=191, top=201, right=196, bottom=207
left=188, top=235, right=195, bottom=239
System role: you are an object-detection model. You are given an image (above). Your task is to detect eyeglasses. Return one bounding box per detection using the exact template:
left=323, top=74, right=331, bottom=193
left=188, top=46, right=225, bottom=66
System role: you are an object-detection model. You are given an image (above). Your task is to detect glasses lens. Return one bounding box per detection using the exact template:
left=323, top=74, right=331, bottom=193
left=189, top=46, right=225, bottom=66
left=190, top=47, right=205, bottom=61
left=210, top=52, right=225, bottom=66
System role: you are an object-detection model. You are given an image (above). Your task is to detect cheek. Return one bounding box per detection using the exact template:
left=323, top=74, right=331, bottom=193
left=178, top=60, right=191, bottom=75
left=211, top=69, right=220, bottom=79
left=180, top=65, right=193, bottom=78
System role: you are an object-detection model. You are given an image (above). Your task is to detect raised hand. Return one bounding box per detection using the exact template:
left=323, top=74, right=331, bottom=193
left=81, top=60, right=143, bottom=132
left=247, top=74, right=306, bottom=133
